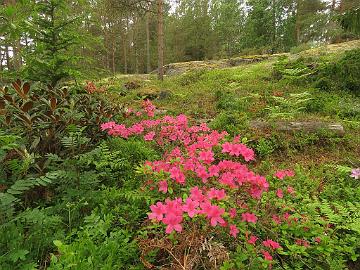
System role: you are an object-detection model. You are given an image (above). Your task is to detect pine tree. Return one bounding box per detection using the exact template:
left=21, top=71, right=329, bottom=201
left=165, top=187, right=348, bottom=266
left=338, top=0, right=360, bottom=36
left=23, top=0, right=85, bottom=86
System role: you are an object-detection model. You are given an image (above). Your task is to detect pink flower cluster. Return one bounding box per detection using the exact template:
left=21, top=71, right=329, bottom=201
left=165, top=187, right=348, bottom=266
left=101, top=100, right=296, bottom=261
left=222, top=142, right=255, bottom=161
left=142, top=99, right=156, bottom=117
left=246, top=236, right=282, bottom=261
left=274, top=169, right=295, bottom=180
left=148, top=191, right=230, bottom=233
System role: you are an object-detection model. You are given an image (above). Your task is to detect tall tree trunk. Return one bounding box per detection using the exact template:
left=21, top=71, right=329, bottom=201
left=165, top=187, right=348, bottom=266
left=112, top=36, right=116, bottom=74
left=135, top=48, right=139, bottom=74
left=295, top=0, right=301, bottom=45
left=332, top=0, right=336, bottom=10
left=146, top=12, right=151, bottom=74
left=104, top=31, right=110, bottom=70
left=124, top=17, right=128, bottom=74
left=339, top=0, right=344, bottom=12
left=0, top=50, right=4, bottom=71
left=5, top=45, right=12, bottom=70
left=4, top=0, right=18, bottom=70
left=272, top=0, right=276, bottom=50
left=157, top=0, right=164, bottom=81
left=123, top=38, right=127, bottom=74
left=13, top=39, right=22, bottom=69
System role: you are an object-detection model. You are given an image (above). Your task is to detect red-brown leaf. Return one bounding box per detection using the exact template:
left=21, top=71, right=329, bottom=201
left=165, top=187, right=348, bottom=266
left=5, top=116, right=11, bottom=125
left=50, top=97, right=57, bottom=110
left=0, top=99, right=5, bottom=109
left=23, top=82, right=31, bottom=95
left=22, top=101, right=33, bottom=113
left=3, top=95, right=13, bottom=103
left=17, top=113, right=32, bottom=126
left=12, top=80, right=21, bottom=93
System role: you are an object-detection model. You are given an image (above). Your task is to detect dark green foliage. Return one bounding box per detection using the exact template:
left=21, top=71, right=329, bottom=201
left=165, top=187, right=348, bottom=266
left=48, top=212, right=142, bottom=270
left=0, top=132, right=157, bottom=269
left=22, top=0, right=85, bottom=86
left=210, top=111, right=248, bottom=136
left=273, top=49, right=360, bottom=97
left=305, top=89, right=360, bottom=119
left=255, top=138, right=276, bottom=158
left=339, top=5, right=360, bottom=36
left=272, top=56, right=315, bottom=83
left=314, top=49, right=360, bottom=95
left=0, top=209, right=64, bottom=270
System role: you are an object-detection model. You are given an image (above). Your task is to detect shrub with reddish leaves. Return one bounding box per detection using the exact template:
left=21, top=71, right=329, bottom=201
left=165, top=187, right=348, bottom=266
left=85, top=81, right=106, bottom=94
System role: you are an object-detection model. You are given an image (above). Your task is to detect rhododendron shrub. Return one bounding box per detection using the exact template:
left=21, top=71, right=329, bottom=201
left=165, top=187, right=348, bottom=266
left=101, top=100, right=337, bottom=268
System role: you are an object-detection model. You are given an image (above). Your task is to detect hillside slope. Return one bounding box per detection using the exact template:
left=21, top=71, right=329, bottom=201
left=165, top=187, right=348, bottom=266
left=98, top=40, right=360, bottom=169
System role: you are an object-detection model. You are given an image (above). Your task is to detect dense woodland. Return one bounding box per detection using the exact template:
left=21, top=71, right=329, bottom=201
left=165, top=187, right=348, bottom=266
left=1, top=1, right=360, bottom=270
left=1, top=0, right=360, bottom=80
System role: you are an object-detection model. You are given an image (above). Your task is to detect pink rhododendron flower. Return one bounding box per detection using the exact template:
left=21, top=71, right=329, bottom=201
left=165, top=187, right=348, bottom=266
left=295, top=239, right=310, bottom=247
left=169, top=166, right=186, bottom=184
left=158, top=180, right=168, bottom=193
left=229, top=224, right=239, bottom=238
left=248, top=235, right=258, bottom=245
left=287, top=186, right=295, bottom=194
left=274, top=169, right=295, bottom=180
left=221, top=142, right=255, bottom=161
left=198, top=150, right=214, bottom=164
left=262, top=240, right=282, bottom=249
left=102, top=101, right=304, bottom=237
left=241, top=212, right=258, bottom=223
left=182, top=198, right=199, bottom=218
left=229, top=208, right=237, bottom=218
left=219, top=172, right=237, bottom=188
left=233, top=135, right=241, bottom=143
left=100, top=121, right=116, bottom=131
left=272, top=215, right=281, bottom=225
left=283, top=212, right=291, bottom=220
left=261, top=250, right=273, bottom=261
left=148, top=202, right=166, bottom=221
left=195, top=165, right=209, bottom=183
left=208, top=165, right=219, bottom=177
left=163, top=213, right=183, bottom=234
left=183, top=158, right=197, bottom=171
left=314, top=237, right=321, bottom=243
left=204, top=204, right=225, bottom=226
left=144, top=131, right=155, bottom=141
left=207, top=188, right=226, bottom=200
left=199, top=122, right=210, bottom=132
left=142, top=99, right=156, bottom=117
left=190, top=186, right=205, bottom=202
left=163, top=198, right=184, bottom=217
left=129, top=123, right=144, bottom=135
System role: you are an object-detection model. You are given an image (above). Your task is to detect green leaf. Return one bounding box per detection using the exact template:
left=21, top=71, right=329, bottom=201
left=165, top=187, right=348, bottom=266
left=4, top=6, right=16, bottom=17
left=9, top=249, right=29, bottom=262
left=53, top=240, right=63, bottom=247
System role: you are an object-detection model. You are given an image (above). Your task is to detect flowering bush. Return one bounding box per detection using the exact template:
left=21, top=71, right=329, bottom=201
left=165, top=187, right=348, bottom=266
left=101, top=100, right=357, bottom=269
